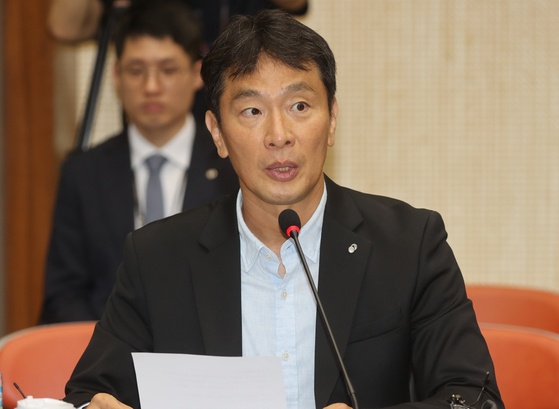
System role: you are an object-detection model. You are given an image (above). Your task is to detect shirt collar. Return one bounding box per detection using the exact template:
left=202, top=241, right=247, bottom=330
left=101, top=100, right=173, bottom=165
left=236, top=182, right=328, bottom=272
left=129, top=113, right=196, bottom=171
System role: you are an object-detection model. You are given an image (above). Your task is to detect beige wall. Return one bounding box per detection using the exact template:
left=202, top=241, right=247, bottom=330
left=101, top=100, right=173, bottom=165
left=309, top=0, right=559, bottom=290
left=55, top=0, right=559, bottom=291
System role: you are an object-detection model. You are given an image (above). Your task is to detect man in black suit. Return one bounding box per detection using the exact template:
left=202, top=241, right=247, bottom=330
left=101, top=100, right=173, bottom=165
left=41, top=2, right=239, bottom=324
left=64, top=10, right=503, bottom=409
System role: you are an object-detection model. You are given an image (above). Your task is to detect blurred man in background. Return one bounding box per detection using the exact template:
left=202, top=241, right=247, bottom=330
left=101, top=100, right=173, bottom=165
left=41, top=2, right=239, bottom=323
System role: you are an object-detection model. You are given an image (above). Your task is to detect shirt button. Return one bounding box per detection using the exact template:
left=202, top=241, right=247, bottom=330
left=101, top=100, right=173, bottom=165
left=265, top=253, right=273, bottom=260
left=281, top=291, right=288, bottom=299
left=282, top=352, right=290, bottom=360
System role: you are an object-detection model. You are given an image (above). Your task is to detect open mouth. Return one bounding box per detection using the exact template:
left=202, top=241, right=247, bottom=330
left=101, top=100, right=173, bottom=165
left=266, top=163, right=298, bottom=181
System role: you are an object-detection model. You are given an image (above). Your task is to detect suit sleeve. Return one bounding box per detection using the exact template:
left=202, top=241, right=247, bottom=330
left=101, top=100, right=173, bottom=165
left=64, top=232, right=150, bottom=409
left=386, top=211, right=503, bottom=408
left=42, top=159, right=100, bottom=323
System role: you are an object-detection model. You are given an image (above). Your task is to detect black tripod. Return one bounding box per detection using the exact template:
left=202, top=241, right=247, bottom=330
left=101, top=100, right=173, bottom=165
left=74, top=3, right=128, bottom=152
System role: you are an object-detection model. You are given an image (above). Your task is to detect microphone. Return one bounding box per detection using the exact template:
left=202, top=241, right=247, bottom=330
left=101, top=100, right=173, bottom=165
left=278, top=209, right=359, bottom=409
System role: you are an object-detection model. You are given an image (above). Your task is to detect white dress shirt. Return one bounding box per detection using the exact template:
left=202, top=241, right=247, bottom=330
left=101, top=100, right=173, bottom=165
left=237, top=184, right=327, bottom=409
left=129, top=114, right=196, bottom=228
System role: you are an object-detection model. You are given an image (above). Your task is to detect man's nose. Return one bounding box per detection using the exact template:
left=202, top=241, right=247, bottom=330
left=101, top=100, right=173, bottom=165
left=264, top=112, right=293, bottom=148
left=144, top=70, right=163, bottom=93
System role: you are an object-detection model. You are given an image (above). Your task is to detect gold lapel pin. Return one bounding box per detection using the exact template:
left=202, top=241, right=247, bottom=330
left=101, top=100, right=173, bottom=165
left=205, top=168, right=218, bottom=180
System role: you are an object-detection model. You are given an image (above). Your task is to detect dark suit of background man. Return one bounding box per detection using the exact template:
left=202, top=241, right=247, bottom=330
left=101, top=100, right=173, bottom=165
left=64, top=9, right=504, bottom=409
left=41, top=2, right=240, bottom=324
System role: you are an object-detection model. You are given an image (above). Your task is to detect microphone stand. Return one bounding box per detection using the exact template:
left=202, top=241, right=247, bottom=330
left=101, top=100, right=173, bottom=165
left=75, top=3, right=127, bottom=152
left=290, top=230, right=360, bottom=409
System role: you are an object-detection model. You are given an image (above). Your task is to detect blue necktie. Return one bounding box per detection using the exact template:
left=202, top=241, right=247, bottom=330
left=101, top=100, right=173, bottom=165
left=145, top=154, right=167, bottom=224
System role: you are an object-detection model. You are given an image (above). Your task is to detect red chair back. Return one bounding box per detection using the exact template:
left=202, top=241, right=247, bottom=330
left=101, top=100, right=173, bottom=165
left=467, top=285, right=559, bottom=333
left=0, top=322, right=96, bottom=409
left=480, top=323, right=559, bottom=409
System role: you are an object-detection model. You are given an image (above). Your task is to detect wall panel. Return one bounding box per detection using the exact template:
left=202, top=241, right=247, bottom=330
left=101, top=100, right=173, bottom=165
left=3, top=0, right=55, bottom=332
left=302, top=0, right=559, bottom=289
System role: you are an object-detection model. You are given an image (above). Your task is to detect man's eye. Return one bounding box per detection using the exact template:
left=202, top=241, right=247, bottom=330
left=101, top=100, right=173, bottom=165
left=162, top=67, right=179, bottom=76
left=243, top=108, right=261, bottom=116
left=291, top=102, right=308, bottom=112
left=126, top=68, right=145, bottom=77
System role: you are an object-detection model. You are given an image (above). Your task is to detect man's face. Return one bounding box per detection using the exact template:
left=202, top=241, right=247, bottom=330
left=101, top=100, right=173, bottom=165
left=206, top=55, right=338, bottom=213
left=114, top=35, right=203, bottom=145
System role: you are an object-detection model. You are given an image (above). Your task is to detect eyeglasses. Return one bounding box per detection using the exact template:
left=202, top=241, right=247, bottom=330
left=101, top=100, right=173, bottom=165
left=119, top=65, right=191, bottom=87
left=447, top=372, right=496, bottom=409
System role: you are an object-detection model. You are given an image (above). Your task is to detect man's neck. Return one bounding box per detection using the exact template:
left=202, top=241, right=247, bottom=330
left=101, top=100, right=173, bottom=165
left=240, top=181, right=325, bottom=258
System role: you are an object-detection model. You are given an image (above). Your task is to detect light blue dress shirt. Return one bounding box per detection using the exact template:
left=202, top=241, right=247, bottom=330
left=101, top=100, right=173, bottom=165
left=237, top=186, right=327, bottom=409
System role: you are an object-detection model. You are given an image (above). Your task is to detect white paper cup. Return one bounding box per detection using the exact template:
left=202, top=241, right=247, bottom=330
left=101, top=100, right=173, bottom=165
left=16, top=397, right=75, bottom=409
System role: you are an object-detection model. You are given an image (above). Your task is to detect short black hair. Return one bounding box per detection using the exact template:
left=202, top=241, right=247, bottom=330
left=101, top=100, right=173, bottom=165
left=113, top=1, right=203, bottom=63
left=201, top=9, right=337, bottom=124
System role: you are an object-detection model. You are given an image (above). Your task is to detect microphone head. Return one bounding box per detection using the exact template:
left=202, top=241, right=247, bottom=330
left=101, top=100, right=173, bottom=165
left=278, top=209, right=301, bottom=237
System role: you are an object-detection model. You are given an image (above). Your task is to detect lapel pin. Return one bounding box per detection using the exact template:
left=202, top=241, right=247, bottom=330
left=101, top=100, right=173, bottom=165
left=348, top=243, right=357, bottom=253
left=205, top=168, right=218, bottom=180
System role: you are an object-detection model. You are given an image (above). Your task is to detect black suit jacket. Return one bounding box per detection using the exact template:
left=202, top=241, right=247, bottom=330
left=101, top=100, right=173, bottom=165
left=41, top=123, right=239, bottom=323
left=65, top=177, right=503, bottom=409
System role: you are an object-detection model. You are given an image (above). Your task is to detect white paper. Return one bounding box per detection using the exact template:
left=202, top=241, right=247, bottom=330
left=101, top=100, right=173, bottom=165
left=132, top=352, right=288, bottom=409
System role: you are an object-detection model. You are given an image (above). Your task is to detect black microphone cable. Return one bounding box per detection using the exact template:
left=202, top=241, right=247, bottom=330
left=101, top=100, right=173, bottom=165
left=279, top=209, right=359, bottom=409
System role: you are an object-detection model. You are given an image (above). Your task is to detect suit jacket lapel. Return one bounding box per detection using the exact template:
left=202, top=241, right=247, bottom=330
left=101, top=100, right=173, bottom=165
left=182, top=122, right=218, bottom=211
left=314, top=177, right=372, bottom=408
left=184, top=177, right=372, bottom=402
left=183, top=123, right=205, bottom=211
left=189, top=194, right=243, bottom=356
left=98, top=131, right=135, bottom=243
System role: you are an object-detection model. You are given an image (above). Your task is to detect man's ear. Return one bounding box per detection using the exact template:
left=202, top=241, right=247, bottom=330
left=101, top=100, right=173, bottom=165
left=193, top=60, right=204, bottom=91
left=205, top=111, right=229, bottom=158
left=327, top=97, right=339, bottom=147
